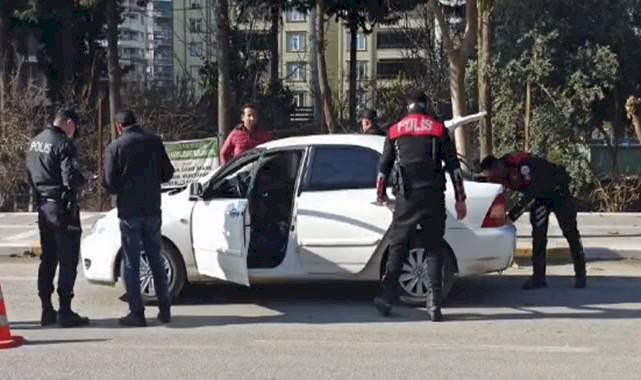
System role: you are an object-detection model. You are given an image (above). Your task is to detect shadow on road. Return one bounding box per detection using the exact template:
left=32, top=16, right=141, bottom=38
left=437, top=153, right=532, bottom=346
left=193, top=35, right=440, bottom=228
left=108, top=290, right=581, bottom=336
left=11, top=273, right=641, bottom=330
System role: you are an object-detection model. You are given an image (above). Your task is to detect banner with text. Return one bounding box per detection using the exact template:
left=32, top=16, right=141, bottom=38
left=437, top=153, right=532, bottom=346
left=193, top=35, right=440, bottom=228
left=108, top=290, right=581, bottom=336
left=163, top=137, right=219, bottom=188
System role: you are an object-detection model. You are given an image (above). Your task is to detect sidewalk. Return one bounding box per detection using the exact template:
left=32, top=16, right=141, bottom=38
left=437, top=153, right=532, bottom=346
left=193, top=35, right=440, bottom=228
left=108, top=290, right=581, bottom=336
left=515, top=213, right=641, bottom=261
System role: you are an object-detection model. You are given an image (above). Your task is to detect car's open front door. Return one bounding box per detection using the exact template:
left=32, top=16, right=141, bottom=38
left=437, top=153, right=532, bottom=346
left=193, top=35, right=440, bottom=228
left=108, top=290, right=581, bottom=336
left=191, top=198, right=250, bottom=285
left=189, top=153, right=262, bottom=286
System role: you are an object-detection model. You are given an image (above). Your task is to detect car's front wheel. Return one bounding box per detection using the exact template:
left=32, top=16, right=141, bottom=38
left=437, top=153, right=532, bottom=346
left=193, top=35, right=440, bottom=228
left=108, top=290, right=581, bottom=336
left=396, top=244, right=456, bottom=306
left=119, top=241, right=187, bottom=304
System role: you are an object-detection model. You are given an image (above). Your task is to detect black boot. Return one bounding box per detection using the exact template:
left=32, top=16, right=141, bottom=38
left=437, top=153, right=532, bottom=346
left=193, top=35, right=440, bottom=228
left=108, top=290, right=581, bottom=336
left=574, top=274, right=587, bottom=289
left=374, top=297, right=392, bottom=317
left=40, top=296, right=57, bottom=327
left=522, top=276, right=548, bottom=290
left=58, top=298, right=90, bottom=328
left=119, top=311, right=147, bottom=327
left=157, top=308, right=171, bottom=324
left=426, top=288, right=443, bottom=322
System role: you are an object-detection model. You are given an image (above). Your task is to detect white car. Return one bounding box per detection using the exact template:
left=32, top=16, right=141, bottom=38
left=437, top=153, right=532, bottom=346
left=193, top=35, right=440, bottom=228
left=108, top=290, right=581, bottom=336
left=81, top=134, right=515, bottom=305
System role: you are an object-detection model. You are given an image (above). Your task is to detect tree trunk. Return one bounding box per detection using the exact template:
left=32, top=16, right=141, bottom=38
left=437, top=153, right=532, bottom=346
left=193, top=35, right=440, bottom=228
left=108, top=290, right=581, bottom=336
left=449, top=54, right=468, bottom=159
left=0, top=12, right=10, bottom=139
left=216, top=0, right=233, bottom=138
left=430, top=0, right=478, bottom=163
left=269, top=2, right=280, bottom=90
left=316, top=0, right=339, bottom=134
left=61, top=0, right=74, bottom=86
left=524, top=81, right=531, bottom=151
left=106, top=0, right=122, bottom=142
left=625, top=95, right=641, bottom=145
left=348, top=10, right=358, bottom=129
left=477, top=7, right=493, bottom=160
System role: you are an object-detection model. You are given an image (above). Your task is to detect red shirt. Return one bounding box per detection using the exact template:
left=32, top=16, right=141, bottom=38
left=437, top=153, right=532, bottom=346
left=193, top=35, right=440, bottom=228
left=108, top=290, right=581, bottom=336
left=219, top=125, right=273, bottom=164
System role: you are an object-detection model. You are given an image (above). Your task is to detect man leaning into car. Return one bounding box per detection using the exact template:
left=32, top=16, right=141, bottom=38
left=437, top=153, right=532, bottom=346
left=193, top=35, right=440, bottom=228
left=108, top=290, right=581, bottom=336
left=103, top=109, right=175, bottom=327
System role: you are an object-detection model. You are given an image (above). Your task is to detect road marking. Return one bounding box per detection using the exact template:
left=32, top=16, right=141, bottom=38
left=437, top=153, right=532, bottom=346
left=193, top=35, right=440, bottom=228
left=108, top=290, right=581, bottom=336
left=3, top=230, right=39, bottom=241
left=252, top=339, right=597, bottom=354
left=0, top=225, right=37, bottom=229
left=0, top=277, right=38, bottom=281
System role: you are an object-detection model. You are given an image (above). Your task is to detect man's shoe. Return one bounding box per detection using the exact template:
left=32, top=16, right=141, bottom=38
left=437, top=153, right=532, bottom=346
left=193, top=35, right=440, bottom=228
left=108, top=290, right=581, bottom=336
left=41, top=309, right=57, bottom=327
left=158, top=309, right=171, bottom=324
left=118, top=312, right=147, bottom=327
left=58, top=311, right=90, bottom=328
left=522, top=277, right=548, bottom=290
left=574, top=275, right=587, bottom=289
left=374, top=297, right=392, bottom=317
left=428, top=308, right=444, bottom=322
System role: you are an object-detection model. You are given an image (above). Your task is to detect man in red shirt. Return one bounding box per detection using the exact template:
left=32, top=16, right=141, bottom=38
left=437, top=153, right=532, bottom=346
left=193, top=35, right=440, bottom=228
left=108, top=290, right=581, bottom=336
left=219, top=103, right=273, bottom=165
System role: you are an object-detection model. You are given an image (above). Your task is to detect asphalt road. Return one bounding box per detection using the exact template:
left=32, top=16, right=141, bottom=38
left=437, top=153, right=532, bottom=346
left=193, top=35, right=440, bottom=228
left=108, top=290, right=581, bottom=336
left=2, top=257, right=641, bottom=379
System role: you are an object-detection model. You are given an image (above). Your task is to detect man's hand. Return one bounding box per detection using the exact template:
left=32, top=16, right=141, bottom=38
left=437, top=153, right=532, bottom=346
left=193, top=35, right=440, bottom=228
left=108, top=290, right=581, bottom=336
left=455, top=200, right=467, bottom=220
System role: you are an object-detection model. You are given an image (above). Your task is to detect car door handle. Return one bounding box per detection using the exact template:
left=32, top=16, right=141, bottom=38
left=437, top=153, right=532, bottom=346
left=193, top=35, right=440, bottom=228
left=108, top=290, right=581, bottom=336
left=226, top=209, right=243, bottom=217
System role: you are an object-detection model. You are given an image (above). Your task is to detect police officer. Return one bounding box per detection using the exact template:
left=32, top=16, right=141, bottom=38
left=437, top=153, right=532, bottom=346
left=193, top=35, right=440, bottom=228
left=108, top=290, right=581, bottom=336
left=360, top=109, right=386, bottom=136
left=480, top=152, right=587, bottom=290
left=26, top=108, right=90, bottom=328
left=375, top=91, right=467, bottom=321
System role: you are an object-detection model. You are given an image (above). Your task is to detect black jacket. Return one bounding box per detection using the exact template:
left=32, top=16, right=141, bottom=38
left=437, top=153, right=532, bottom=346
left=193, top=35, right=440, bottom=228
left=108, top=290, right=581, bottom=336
left=26, top=125, right=86, bottom=200
left=103, top=125, right=174, bottom=218
left=378, top=113, right=466, bottom=202
left=364, top=124, right=386, bottom=136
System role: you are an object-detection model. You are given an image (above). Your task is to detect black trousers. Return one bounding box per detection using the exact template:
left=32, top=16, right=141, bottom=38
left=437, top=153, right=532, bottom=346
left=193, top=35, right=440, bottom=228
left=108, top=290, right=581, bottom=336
left=381, top=188, right=446, bottom=302
left=530, top=187, right=586, bottom=279
left=37, top=200, right=82, bottom=307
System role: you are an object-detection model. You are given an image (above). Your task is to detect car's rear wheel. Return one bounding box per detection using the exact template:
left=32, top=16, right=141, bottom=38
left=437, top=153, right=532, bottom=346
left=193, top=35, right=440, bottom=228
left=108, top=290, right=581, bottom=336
left=397, top=243, right=456, bottom=306
left=119, top=241, right=187, bottom=304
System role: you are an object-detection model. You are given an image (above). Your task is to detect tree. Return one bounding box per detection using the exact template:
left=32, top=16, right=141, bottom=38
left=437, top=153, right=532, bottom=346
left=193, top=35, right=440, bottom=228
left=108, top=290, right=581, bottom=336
left=625, top=96, right=641, bottom=145
left=427, top=0, right=478, bottom=162
left=0, top=2, right=22, bottom=138
left=216, top=0, right=233, bottom=137
left=105, top=0, right=122, bottom=141
left=316, top=0, right=339, bottom=133
left=477, top=0, right=493, bottom=159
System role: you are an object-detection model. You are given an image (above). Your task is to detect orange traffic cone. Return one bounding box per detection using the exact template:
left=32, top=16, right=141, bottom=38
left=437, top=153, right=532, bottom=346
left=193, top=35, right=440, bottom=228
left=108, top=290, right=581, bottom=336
left=0, top=282, right=24, bottom=349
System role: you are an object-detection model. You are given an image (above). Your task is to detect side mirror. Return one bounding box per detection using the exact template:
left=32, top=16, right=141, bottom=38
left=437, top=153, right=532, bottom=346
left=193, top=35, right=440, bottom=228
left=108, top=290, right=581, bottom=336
left=188, top=182, right=203, bottom=200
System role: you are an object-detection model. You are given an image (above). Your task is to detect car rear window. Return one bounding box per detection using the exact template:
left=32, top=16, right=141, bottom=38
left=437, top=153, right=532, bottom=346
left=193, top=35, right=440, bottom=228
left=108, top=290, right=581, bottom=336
left=306, top=146, right=380, bottom=191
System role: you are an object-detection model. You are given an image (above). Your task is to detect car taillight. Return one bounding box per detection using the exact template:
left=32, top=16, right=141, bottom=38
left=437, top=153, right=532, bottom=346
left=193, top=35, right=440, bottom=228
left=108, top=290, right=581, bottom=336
left=482, top=192, right=507, bottom=228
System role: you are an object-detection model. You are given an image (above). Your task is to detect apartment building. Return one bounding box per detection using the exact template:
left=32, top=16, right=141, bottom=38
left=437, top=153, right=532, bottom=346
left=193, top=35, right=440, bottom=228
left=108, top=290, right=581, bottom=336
left=119, top=0, right=148, bottom=84
left=173, top=0, right=216, bottom=90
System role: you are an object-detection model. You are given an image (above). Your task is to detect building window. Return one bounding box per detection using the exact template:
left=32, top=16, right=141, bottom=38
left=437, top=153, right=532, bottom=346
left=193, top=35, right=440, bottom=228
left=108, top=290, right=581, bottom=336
left=189, top=19, right=203, bottom=34
left=189, top=42, right=203, bottom=58
left=287, top=9, right=306, bottom=22
left=348, top=61, right=368, bottom=81
left=286, top=62, right=306, bottom=81
left=190, top=1, right=202, bottom=9
left=377, top=31, right=416, bottom=49
left=346, top=32, right=367, bottom=51
left=286, top=32, right=306, bottom=52
left=376, top=59, right=420, bottom=79
left=293, top=92, right=306, bottom=107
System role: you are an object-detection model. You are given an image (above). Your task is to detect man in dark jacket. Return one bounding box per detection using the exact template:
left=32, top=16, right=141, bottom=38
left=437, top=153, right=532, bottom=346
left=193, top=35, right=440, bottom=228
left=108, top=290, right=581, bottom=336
left=480, top=152, right=587, bottom=289
left=104, top=109, right=175, bottom=327
left=360, top=109, right=386, bottom=136
left=26, top=108, right=90, bottom=328
left=375, top=91, right=467, bottom=321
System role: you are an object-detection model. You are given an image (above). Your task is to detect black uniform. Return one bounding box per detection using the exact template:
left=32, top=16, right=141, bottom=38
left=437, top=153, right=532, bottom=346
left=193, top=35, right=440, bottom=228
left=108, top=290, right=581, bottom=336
left=500, top=152, right=586, bottom=288
left=26, top=124, right=86, bottom=315
left=376, top=111, right=466, bottom=318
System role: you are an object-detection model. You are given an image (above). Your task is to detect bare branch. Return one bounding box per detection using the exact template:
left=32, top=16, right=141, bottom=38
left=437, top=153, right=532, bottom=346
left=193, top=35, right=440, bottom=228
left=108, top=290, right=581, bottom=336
left=427, top=0, right=455, bottom=56
left=461, top=0, right=479, bottom=56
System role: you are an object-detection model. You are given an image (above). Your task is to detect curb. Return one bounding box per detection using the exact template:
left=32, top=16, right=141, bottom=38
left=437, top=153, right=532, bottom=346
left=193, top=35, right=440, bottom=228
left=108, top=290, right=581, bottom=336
left=515, top=246, right=641, bottom=261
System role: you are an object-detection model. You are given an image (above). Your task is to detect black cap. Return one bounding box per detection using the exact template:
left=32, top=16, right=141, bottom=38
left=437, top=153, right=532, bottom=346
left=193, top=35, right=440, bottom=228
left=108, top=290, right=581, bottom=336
left=360, top=108, right=378, bottom=121
left=406, top=89, right=428, bottom=106
left=56, top=107, right=81, bottom=125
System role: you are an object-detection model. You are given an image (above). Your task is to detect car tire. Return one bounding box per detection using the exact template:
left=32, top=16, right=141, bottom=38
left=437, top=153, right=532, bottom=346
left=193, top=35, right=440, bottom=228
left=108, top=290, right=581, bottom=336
left=393, top=242, right=456, bottom=307
left=119, top=240, right=187, bottom=305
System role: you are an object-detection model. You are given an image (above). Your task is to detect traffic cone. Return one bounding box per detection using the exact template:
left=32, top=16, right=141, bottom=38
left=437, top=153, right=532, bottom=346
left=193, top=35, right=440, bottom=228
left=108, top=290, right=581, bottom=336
left=0, top=282, right=24, bottom=349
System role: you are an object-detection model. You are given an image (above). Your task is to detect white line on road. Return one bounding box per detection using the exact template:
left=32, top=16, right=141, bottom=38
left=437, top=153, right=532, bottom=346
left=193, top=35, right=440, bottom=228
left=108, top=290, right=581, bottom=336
left=253, top=339, right=597, bottom=354
left=3, top=230, right=39, bottom=241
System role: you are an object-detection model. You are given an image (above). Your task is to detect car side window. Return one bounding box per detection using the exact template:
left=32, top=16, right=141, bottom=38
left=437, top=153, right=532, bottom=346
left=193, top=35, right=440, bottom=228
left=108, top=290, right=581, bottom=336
left=306, top=147, right=380, bottom=191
